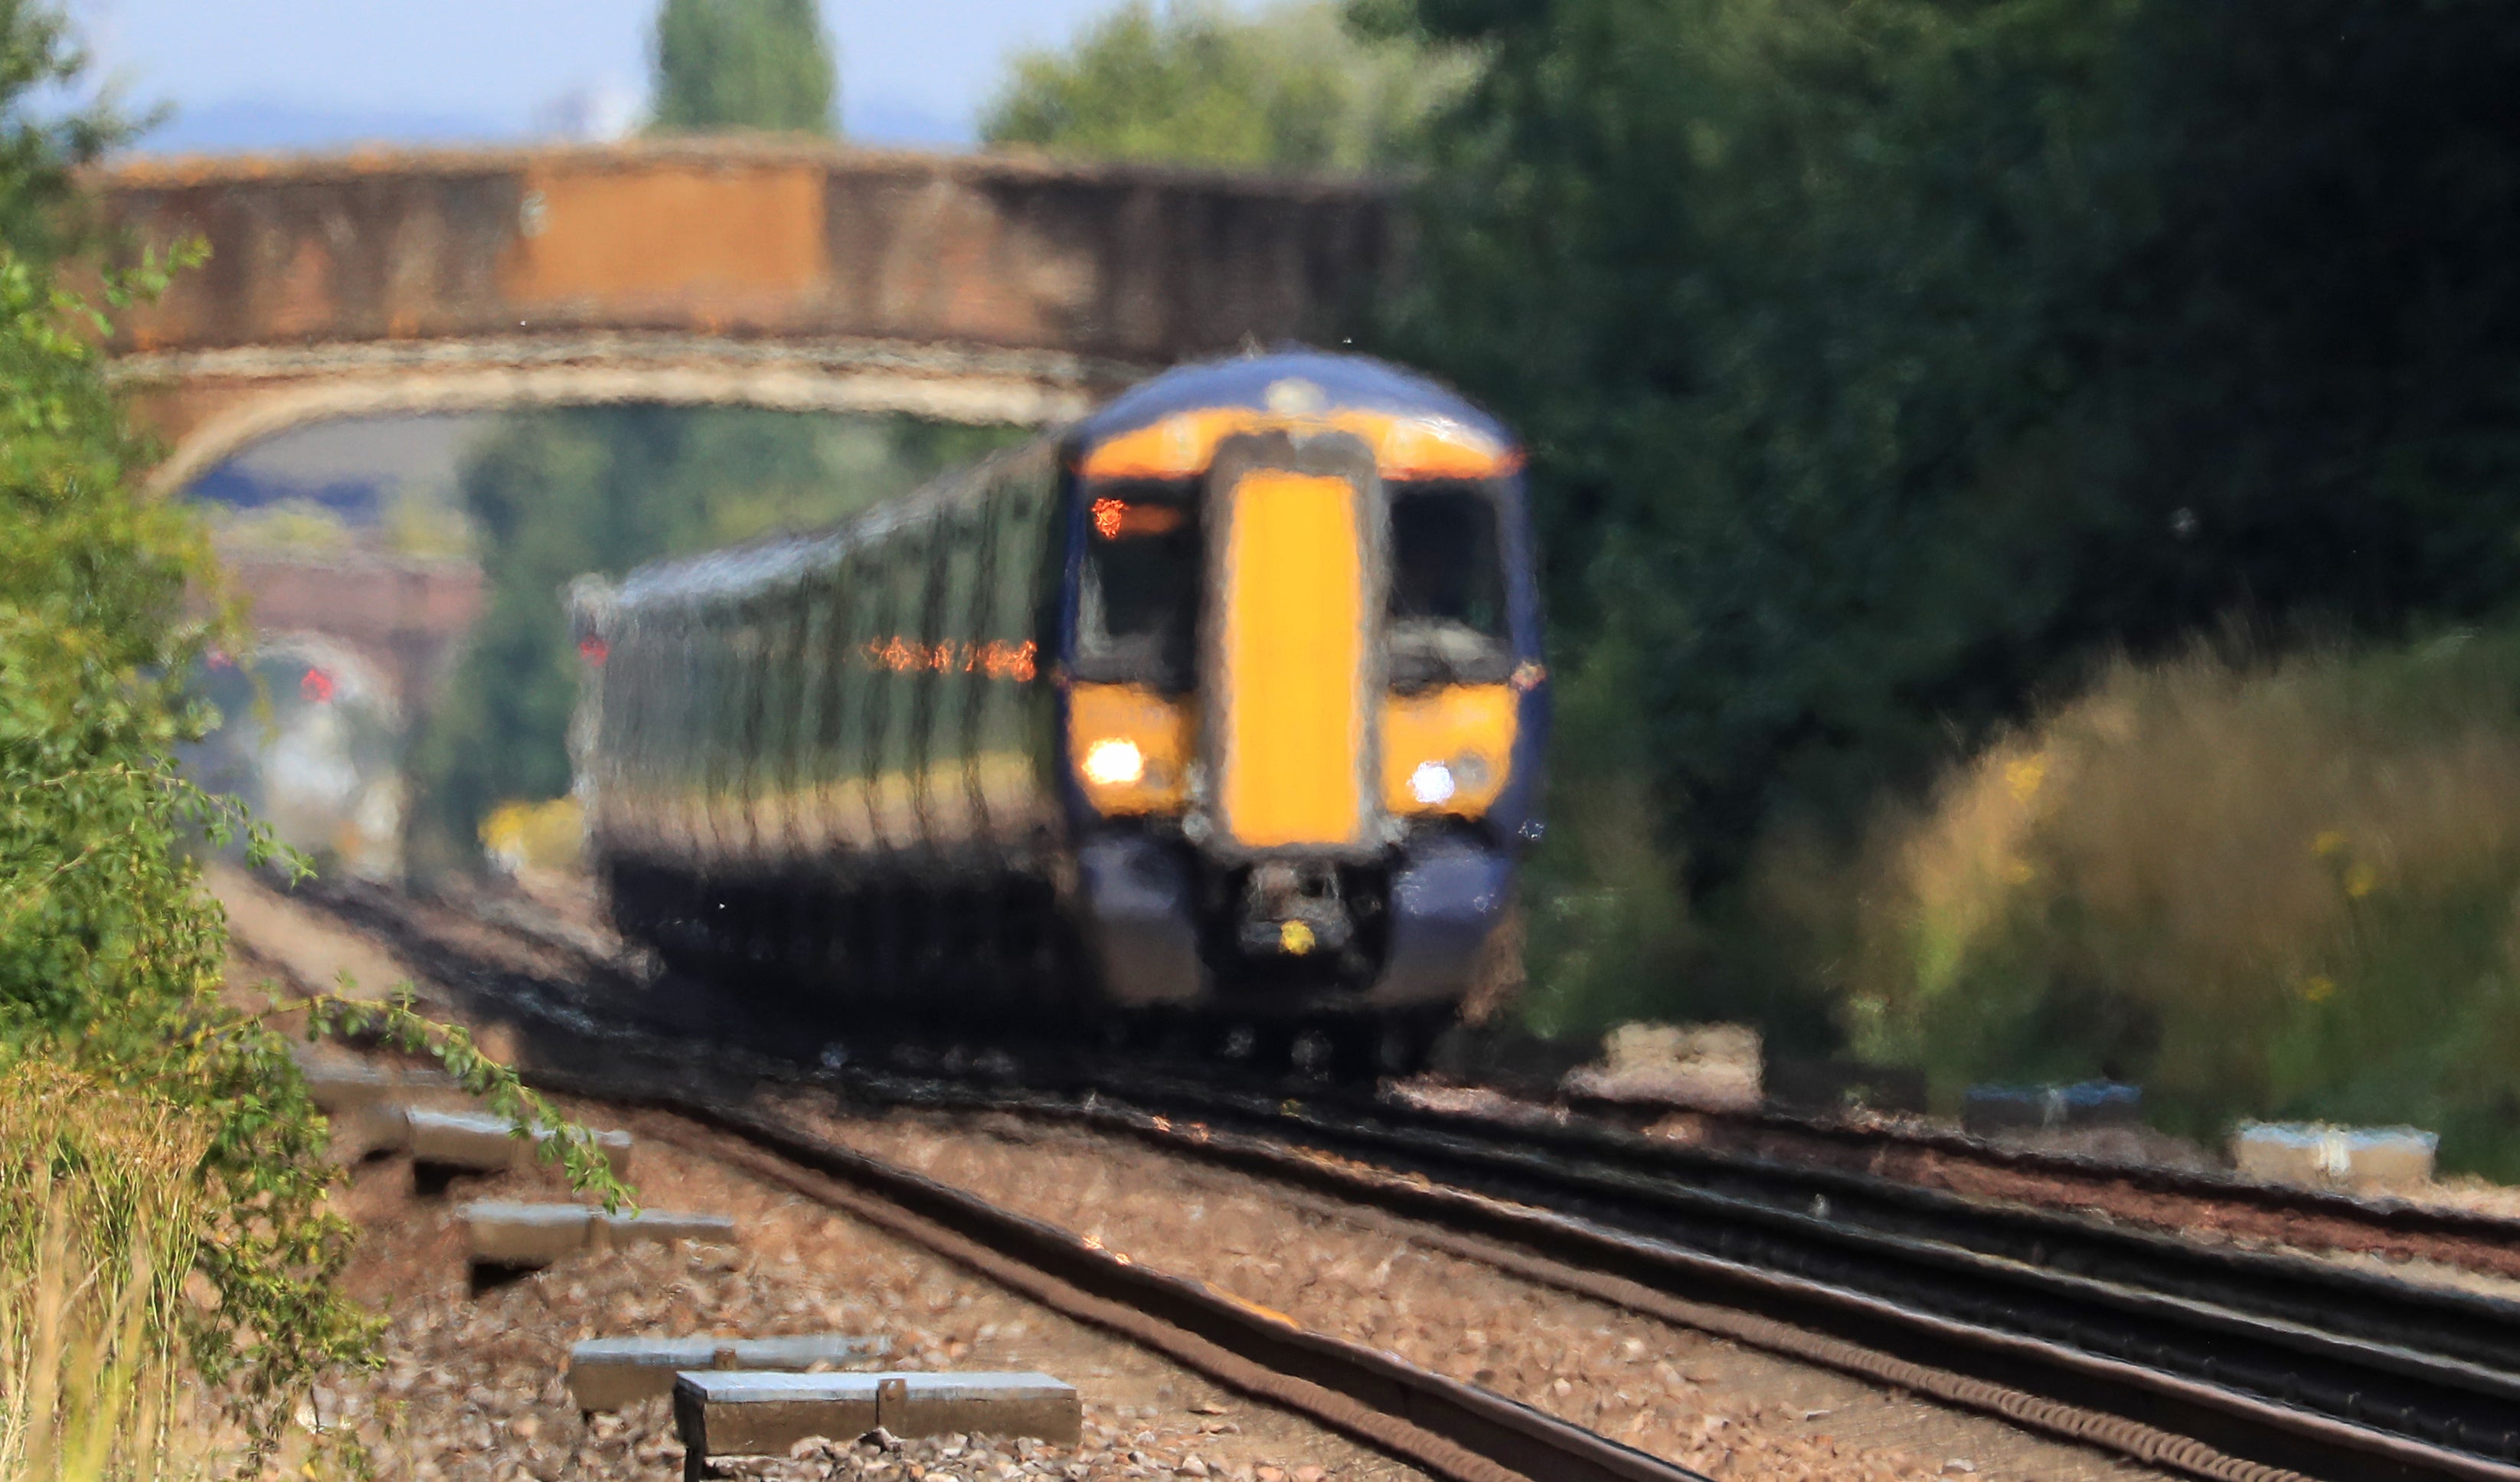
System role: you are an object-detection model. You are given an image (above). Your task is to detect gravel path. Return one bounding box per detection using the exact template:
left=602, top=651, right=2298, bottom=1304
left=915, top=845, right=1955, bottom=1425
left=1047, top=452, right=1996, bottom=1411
left=800, top=1106, right=2177, bottom=1482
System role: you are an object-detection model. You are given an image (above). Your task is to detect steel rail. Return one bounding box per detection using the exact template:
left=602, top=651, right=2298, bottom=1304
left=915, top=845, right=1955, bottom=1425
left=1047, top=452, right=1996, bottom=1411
left=404, top=872, right=2520, bottom=1284
left=1111, top=1075, right=2520, bottom=1379
left=1559, top=1092, right=2520, bottom=1274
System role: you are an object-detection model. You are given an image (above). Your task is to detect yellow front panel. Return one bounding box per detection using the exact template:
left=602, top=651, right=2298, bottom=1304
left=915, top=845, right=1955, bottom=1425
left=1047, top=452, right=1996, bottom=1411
left=1220, top=472, right=1366, bottom=848
left=1381, top=684, right=1518, bottom=816
left=1070, top=682, right=1195, bottom=815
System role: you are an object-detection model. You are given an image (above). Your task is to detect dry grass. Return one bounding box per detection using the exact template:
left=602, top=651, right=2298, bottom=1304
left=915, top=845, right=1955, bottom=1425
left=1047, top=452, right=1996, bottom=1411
left=0, top=1060, right=212, bottom=1482
left=1819, top=630, right=2520, bottom=1175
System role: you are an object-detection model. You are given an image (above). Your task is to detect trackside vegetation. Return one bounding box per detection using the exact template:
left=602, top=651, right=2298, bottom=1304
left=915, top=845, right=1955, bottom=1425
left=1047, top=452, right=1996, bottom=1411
left=0, top=237, right=636, bottom=1472
left=0, top=5, right=640, bottom=1471
left=1790, top=630, right=2520, bottom=1179
left=1, top=1064, right=216, bottom=1481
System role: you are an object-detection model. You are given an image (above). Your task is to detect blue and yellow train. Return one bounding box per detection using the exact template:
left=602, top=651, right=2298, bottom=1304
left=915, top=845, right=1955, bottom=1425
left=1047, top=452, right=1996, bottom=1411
left=574, top=350, right=1546, bottom=1067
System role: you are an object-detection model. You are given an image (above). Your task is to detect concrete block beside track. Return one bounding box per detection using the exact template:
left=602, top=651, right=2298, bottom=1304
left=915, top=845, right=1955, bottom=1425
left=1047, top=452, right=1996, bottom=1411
left=566, top=1334, right=891, bottom=1410
left=596, top=1208, right=736, bottom=1249
left=409, top=1108, right=634, bottom=1177
left=293, top=1049, right=459, bottom=1110
left=674, top=1371, right=1080, bottom=1476
left=461, top=1202, right=737, bottom=1271
left=462, top=1202, right=595, bottom=1267
left=296, top=1053, right=462, bottom=1160
left=1961, top=1080, right=2142, bottom=1136
left=2231, top=1122, right=2437, bottom=1190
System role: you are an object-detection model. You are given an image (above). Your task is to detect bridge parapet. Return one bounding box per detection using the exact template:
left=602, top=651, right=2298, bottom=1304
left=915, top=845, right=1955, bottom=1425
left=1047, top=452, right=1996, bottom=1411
left=100, top=140, right=1397, bottom=489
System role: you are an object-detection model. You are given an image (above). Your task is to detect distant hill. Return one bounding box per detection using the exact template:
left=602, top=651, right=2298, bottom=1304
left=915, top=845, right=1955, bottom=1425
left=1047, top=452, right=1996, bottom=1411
left=124, top=94, right=974, bottom=158
left=129, top=99, right=526, bottom=155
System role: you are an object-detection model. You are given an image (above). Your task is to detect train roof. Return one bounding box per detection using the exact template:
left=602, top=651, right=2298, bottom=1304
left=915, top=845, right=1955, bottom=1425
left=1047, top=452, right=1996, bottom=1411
left=608, top=440, right=1054, bottom=613
left=602, top=350, right=1510, bottom=617
left=1067, top=348, right=1514, bottom=452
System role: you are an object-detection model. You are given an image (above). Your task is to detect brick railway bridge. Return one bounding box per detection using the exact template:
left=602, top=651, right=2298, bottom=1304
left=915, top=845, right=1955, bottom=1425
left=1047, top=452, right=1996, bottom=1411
left=105, top=139, right=1396, bottom=712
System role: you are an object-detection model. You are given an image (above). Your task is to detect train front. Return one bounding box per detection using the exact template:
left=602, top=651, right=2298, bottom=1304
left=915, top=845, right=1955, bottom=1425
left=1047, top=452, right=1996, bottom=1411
left=1055, top=353, right=1547, bottom=1034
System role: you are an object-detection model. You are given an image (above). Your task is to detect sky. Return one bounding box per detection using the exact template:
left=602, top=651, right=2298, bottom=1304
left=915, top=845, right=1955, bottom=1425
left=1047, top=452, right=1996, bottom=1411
left=71, top=0, right=1154, bottom=154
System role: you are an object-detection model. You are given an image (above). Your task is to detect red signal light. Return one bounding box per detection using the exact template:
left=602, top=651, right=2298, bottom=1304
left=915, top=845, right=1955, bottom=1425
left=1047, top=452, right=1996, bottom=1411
left=1092, top=497, right=1126, bottom=540
left=300, top=667, right=335, bottom=704
left=578, top=635, right=609, bottom=666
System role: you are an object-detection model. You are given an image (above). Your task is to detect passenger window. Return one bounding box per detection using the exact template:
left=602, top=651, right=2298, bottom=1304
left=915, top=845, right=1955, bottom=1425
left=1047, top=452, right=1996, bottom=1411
left=1387, top=483, right=1512, bottom=689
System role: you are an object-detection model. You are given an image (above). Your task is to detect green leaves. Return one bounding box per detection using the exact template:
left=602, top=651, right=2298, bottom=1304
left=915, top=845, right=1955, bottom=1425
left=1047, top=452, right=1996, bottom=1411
left=650, top=0, right=838, bottom=136
left=0, top=244, right=387, bottom=1453
left=305, top=990, right=638, bottom=1215
left=980, top=1, right=1471, bottom=174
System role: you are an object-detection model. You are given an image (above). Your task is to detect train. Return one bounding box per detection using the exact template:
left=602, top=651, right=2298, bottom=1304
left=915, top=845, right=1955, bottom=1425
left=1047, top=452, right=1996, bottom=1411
left=571, top=349, right=1548, bottom=1071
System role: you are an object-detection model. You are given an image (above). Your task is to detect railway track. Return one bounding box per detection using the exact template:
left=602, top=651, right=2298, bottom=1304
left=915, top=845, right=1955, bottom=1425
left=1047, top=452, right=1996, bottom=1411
left=293, top=876, right=2520, bottom=1482
left=274, top=880, right=1704, bottom=1482
left=593, top=1083, right=1707, bottom=1482
left=1553, top=1095, right=2520, bottom=1286
left=849, top=1072, right=2520, bottom=1482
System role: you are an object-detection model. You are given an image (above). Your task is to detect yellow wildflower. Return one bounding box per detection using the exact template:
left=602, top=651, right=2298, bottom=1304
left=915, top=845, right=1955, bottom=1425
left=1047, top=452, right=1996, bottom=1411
left=2005, top=859, right=2037, bottom=885
left=2344, top=862, right=2378, bottom=898
left=2312, top=829, right=2348, bottom=859
left=2301, top=975, right=2337, bottom=1003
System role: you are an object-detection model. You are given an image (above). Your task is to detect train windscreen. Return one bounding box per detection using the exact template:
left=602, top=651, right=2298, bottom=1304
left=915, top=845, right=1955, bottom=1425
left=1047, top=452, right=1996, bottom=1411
left=1077, top=491, right=1198, bottom=691
left=1387, top=482, right=1510, bottom=689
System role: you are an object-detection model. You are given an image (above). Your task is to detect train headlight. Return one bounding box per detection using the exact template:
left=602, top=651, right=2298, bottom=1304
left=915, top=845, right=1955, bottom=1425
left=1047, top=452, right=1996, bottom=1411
left=1071, top=684, right=1191, bottom=813
left=1409, top=760, right=1457, bottom=805
left=1084, top=738, right=1147, bottom=787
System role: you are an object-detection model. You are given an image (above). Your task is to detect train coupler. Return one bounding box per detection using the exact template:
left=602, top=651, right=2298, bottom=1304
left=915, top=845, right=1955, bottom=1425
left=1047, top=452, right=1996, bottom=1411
left=1235, top=860, right=1355, bottom=957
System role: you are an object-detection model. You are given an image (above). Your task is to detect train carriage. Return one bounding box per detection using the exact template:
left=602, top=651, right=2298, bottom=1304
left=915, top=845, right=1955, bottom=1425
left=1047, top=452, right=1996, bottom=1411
left=576, top=349, right=1546, bottom=1062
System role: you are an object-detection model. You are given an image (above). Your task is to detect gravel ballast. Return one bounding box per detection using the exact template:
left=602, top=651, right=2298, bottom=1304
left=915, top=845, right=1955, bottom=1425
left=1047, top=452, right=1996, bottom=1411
left=325, top=1129, right=1429, bottom=1481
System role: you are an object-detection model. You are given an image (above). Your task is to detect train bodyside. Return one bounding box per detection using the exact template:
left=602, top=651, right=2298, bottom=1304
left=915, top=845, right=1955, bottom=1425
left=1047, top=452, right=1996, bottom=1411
left=583, top=441, right=1072, bottom=990
left=577, top=349, right=1546, bottom=1032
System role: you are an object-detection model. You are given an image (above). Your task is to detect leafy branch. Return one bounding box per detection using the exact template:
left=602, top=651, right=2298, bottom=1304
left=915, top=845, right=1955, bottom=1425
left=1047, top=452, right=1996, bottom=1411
left=274, top=988, right=638, bottom=1214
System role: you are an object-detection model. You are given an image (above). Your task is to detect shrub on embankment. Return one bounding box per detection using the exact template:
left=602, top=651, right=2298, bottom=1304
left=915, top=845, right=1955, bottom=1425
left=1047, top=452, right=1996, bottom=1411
left=1, top=241, right=635, bottom=1467
left=1803, top=628, right=2520, bottom=1177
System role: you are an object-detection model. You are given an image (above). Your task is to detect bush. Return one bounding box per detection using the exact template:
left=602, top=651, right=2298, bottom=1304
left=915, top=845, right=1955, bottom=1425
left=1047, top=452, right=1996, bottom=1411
left=0, top=244, right=381, bottom=1444
left=1515, top=636, right=1696, bottom=1041
left=981, top=0, right=1469, bottom=173
left=1822, top=628, right=2520, bottom=1175
left=0, top=244, right=636, bottom=1459
left=0, top=8, right=633, bottom=1461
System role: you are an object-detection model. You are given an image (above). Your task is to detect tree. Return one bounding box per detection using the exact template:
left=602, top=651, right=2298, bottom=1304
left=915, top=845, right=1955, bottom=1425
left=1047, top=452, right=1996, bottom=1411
left=0, top=0, right=136, bottom=257
left=1368, top=0, right=2520, bottom=899
left=650, top=0, right=838, bottom=135
left=982, top=0, right=1467, bottom=173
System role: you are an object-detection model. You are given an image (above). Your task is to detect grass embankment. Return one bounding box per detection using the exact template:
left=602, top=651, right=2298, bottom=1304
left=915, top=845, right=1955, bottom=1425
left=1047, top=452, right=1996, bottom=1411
left=0, top=1062, right=209, bottom=1482
left=1811, top=628, right=2520, bottom=1177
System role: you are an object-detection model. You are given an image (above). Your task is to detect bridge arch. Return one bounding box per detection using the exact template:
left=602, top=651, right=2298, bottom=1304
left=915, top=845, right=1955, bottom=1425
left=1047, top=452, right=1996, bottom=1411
left=131, top=335, right=1106, bottom=497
